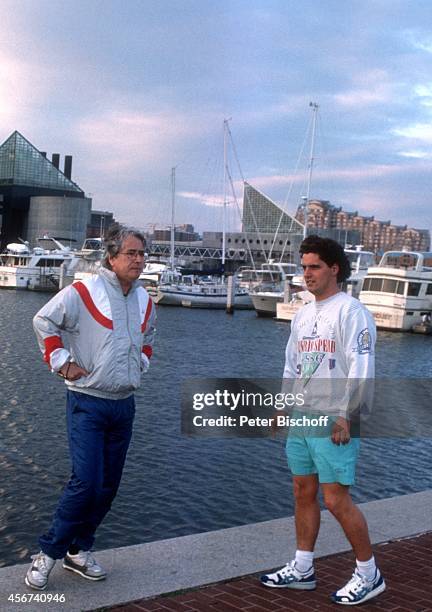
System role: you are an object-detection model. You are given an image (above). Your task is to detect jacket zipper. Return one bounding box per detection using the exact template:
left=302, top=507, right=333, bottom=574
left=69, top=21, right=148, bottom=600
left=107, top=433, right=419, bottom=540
left=125, top=293, right=133, bottom=387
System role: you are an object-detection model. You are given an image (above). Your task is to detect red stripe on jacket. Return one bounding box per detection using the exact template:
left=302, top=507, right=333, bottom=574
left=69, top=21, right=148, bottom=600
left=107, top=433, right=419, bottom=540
left=44, top=335, right=64, bottom=365
left=142, top=345, right=153, bottom=358
left=73, top=281, right=113, bottom=329
left=141, top=298, right=154, bottom=359
left=141, top=298, right=153, bottom=333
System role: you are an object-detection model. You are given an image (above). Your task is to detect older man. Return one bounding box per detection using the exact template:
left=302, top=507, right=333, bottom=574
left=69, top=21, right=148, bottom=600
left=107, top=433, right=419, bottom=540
left=25, top=224, right=156, bottom=590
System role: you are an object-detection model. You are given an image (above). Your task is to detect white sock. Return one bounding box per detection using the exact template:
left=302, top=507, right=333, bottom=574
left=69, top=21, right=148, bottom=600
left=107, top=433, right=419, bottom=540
left=295, top=549, right=314, bottom=573
left=356, top=556, right=377, bottom=581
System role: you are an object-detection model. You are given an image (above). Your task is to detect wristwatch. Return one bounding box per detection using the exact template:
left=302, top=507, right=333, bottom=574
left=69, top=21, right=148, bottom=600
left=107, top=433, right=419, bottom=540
left=57, top=362, right=71, bottom=379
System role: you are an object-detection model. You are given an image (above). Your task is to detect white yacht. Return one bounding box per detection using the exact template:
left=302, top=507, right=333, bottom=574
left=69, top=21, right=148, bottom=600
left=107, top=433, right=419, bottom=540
left=68, top=237, right=104, bottom=283
left=249, top=262, right=298, bottom=317
left=139, top=260, right=171, bottom=297
left=359, top=250, right=432, bottom=331
left=0, top=239, right=76, bottom=291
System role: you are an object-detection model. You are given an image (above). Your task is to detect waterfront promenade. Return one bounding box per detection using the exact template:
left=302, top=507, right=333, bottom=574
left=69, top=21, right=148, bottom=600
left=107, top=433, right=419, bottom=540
left=110, top=532, right=432, bottom=611
left=0, top=490, right=431, bottom=611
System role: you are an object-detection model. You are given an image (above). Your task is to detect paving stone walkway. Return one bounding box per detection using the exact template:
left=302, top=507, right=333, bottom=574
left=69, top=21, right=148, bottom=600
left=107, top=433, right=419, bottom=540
left=105, top=531, right=432, bottom=612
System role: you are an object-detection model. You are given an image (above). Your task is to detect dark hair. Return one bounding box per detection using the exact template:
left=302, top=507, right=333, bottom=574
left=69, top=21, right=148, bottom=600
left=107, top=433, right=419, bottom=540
left=102, top=223, right=146, bottom=269
left=300, top=235, right=351, bottom=283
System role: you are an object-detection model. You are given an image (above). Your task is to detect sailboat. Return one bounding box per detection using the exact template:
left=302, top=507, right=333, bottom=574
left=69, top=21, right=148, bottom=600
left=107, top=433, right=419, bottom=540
left=155, top=121, right=253, bottom=309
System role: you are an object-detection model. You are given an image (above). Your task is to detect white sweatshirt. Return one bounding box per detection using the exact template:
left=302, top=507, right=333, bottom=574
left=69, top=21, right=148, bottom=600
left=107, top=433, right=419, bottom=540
left=284, top=291, right=376, bottom=417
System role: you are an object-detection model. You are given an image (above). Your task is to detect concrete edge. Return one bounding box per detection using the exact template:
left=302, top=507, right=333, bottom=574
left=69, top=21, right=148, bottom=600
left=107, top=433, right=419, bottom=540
left=0, top=490, right=431, bottom=612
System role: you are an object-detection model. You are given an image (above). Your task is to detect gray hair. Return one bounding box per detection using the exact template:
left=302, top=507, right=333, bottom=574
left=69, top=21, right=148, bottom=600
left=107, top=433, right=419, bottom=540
left=102, top=223, right=146, bottom=269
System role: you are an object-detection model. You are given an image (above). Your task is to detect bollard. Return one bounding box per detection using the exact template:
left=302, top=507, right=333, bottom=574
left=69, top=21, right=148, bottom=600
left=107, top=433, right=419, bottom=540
left=226, top=275, right=235, bottom=314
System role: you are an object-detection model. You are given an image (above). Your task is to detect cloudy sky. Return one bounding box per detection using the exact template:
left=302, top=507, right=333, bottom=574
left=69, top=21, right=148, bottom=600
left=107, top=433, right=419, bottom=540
left=1, top=0, right=431, bottom=235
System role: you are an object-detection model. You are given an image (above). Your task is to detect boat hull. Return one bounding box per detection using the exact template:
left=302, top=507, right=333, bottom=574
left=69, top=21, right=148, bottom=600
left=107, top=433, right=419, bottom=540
left=361, top=302, right=429, bottom=331
left=250, top=293, right=283, bottom=317
left=156, top=289, right=252, bottom=309
left=0, top=268, right=60, bottom=291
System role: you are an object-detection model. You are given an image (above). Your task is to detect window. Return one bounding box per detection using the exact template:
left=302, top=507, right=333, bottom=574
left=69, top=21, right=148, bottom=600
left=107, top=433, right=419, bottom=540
left=407, top=283, right=421, bottom=297
left=396, top=281, right=405, bottom=295
left=370, top=278, right=383, bottom=291
left=426, top=284, right=432, bottom=295
left=382, top=279, right=397, bottom=293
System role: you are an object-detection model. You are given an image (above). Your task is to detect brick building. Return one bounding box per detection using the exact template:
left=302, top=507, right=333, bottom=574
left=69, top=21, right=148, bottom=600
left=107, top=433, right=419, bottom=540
left=295, top=199, right=430, bottom=252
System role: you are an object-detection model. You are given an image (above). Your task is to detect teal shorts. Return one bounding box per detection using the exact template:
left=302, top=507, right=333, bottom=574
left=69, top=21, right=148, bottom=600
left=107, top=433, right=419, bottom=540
left=285, top=427, right=360, bottom=486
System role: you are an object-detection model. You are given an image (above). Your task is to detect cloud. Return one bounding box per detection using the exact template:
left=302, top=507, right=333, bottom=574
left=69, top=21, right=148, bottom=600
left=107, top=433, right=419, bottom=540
left=411, top=36, right=432, bottom=54
left=74, top=110, right=205, bottom=174
left=334, top=70, right=393, bottom=108
left=178, top=191, right=224, bottom=208
left=392, top=123, right=432, bottom=143
left=247, top=164, right=402, bottom=192
left=398, top=150, right=432, bottom=159
left=0, top=52, right=52, bottom=129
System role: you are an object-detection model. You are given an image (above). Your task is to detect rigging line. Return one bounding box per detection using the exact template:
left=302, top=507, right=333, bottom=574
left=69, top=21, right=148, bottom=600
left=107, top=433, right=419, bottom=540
left=226, top=165, right=257, bottom=270
left=225, top=122, right=268, bottom=260
left=269, top=113, right=313, bottom=261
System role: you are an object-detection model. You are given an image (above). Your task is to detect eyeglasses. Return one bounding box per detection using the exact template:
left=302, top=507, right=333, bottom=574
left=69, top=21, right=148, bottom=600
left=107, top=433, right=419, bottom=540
left=119, top=250, right=146, bottom=259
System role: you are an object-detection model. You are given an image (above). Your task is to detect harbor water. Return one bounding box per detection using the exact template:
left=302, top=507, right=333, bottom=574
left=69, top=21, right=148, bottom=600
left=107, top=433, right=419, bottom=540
left=0, top=290, right=431, bottom=568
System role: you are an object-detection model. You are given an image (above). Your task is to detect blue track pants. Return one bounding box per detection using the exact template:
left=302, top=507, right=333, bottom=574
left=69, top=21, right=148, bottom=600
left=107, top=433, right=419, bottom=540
left=39, top=391, right=135, bottom=559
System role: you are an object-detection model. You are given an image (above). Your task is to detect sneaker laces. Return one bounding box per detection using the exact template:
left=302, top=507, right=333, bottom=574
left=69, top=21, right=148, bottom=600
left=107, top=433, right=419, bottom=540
left=339, top=569, right=370, bottom=595
left=30, top=553, right=52, bottom=576
left=279, top=560, right=301, bottom=579
left=85, top=551, right=97, bottom=567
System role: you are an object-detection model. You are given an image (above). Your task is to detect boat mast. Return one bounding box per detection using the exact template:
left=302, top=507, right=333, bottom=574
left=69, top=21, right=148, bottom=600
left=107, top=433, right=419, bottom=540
left=170, top=166, right=176, bottom=270
left=303, top=101, right=319, bottom=239
left=222, top=119, right=228, bottom=273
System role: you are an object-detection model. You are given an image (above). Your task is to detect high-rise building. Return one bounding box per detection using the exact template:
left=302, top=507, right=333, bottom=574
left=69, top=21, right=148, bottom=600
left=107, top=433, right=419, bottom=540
left=0, top=131, right=92, bottom=247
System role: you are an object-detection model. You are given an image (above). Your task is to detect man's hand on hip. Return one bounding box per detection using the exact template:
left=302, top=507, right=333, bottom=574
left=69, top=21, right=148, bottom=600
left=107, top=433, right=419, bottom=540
left=59, top=362, right=90, bottom=381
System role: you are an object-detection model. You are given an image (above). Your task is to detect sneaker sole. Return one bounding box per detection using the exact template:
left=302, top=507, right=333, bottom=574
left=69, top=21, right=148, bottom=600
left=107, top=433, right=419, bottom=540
left=332, top=580, right=386, bottom=605
left=24, top=575, right=47, bottom=591
left=261, top=579, right=317, bottom=590
left=62, top=562, right=106, bottom=581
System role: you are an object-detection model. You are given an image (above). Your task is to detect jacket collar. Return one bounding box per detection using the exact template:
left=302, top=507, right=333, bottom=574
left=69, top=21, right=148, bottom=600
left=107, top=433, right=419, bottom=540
left=98, top=266, right=139, bottom=295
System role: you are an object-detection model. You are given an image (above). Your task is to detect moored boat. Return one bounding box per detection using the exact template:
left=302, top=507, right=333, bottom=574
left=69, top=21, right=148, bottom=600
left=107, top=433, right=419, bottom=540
left=155, top=274, right=252, bottom=309
left=249, top=262, right=298, bottom=317
left=0, top=239, right=76, bottom=291
left=359, top=250, right=432, bottom=331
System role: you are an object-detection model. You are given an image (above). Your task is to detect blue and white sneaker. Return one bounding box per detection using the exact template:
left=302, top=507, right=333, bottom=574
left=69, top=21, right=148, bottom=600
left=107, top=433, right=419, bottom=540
left=260, top=560, right=316, bottom=589
left=331, top=568, right=386, bottom=605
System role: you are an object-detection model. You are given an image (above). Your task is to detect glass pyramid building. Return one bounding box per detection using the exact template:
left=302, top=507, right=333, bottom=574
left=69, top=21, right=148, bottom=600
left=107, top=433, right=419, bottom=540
left=0, top=131, right=83, bottom=194
left=242, top=182, right=303, bottom=234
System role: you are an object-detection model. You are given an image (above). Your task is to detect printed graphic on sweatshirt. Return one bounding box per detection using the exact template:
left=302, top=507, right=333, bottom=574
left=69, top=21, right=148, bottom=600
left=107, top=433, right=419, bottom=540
left=352, top=328, right=373, bottom=354
left=298, top=338, right=336, bottom=380
left=301, top=351, right=326, bottom=379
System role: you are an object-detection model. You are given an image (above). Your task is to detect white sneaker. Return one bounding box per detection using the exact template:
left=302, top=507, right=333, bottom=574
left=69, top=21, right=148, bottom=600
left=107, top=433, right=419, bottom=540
left=331, top=568, right=386, bottom=605
left=261, top=560, right=316, bottom=589
left=25, top=552, right=56, bottom=590
left=63, top=550, right=106, bottom=581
